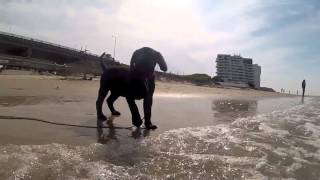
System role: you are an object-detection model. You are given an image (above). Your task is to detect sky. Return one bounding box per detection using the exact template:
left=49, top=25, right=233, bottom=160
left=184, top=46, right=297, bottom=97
left=0, top=0, right=319, bottom=95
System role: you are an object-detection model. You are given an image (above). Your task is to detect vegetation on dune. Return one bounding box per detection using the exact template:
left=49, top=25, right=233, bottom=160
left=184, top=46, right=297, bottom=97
left=183, top=73, right=212, bottom=85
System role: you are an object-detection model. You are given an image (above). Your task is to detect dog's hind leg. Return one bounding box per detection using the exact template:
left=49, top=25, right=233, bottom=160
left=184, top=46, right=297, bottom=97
left=96, top=86, right=109, bottom=121
left=107, top=93, right=121, bottom=116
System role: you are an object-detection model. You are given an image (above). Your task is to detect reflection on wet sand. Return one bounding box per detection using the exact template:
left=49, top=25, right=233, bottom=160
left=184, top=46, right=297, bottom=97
left=96, top=116, right=151, bottom=144
left=97, top=116, right=118, bottom=144
left=131, top=128, right=150, bottom=139
left=212, top=99, right=257, bottom=122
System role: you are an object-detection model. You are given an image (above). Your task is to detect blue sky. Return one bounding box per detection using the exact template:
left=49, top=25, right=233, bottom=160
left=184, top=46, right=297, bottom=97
left=0, top=0, right=319, bottom=95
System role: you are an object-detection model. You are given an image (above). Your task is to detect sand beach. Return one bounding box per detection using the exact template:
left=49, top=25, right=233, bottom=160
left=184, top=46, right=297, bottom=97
left=0, top=73, right=293, bottom=145
left=1, top=73, right=319, bottom=179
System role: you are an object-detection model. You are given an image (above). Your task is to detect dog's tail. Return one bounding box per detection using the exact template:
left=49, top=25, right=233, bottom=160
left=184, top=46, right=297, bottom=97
left=99, top=52, right=108, bottom=72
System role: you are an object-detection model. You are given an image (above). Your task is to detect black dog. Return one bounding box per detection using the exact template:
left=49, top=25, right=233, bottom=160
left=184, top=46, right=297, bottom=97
left=96, top=47, right=167, bottom=129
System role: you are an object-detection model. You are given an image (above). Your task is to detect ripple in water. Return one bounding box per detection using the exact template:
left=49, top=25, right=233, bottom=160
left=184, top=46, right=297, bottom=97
left=1, top=98, right=320, bottom=179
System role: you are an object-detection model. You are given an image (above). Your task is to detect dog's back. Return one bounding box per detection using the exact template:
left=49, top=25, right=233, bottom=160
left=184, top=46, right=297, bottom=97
left=100, top=66, right=131, bottom=95
left=100, top=66, right=149, bottom=99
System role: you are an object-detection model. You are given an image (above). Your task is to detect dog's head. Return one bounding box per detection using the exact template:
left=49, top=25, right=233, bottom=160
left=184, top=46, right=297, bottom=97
left=130, top=47, right=167, bottom=77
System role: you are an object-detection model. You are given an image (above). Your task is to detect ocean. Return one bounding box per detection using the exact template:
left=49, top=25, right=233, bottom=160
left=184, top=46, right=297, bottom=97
left=0, top=97, right=319, bottom=179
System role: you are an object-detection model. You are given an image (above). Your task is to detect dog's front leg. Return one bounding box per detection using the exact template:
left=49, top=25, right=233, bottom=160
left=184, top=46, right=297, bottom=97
left=143, top=77, right=157, bottom=129
left=126, top=97, right=143, bottom=127
left=143, top=95, right=155, bottom=129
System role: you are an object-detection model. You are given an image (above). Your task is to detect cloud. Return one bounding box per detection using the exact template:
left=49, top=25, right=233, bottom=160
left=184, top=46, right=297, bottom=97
left=117, top=0, right=217, bottom=46
left=0, top=0, right=319, bottom=95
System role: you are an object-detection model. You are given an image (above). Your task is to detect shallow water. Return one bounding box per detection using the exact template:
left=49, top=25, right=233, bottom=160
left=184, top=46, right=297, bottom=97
left=0, top=96, right=319, bottom=179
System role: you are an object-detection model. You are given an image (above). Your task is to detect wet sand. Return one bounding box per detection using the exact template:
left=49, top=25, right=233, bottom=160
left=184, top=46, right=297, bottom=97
left=3, top=74, right=319, bottom=180
left=0, top=74, right=297, bottom=145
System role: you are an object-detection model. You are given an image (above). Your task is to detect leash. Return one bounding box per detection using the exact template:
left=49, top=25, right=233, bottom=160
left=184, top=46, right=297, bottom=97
left=0, top=115, right=136, bottom=130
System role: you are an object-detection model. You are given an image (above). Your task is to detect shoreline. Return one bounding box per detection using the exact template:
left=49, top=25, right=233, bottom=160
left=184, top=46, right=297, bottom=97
left=0, top=73, right=297, bottom=99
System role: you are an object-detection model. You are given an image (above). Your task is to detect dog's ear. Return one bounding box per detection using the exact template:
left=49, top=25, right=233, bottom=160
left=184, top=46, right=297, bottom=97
left=156, top=52, right=167, bottom=72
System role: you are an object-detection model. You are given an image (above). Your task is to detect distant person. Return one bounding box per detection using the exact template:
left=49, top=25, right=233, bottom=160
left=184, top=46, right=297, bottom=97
left=302, top=80, right=306, bottom=97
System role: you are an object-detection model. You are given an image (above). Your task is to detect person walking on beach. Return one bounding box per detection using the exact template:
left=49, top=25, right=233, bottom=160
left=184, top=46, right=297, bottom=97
left=302, top=80, right=306, bottom=97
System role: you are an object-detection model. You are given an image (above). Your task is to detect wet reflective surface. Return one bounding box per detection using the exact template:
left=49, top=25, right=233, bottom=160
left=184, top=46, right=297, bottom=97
left=212, top=99, right=258, bottom=123
left=0, top=93, right=319, bottom=179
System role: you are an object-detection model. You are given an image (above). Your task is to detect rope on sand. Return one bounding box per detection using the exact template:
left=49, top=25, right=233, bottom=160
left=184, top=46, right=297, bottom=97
left=0, top=115, right=135, bottom=130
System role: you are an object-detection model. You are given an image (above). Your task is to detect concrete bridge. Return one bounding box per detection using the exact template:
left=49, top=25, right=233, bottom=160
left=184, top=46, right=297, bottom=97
left=0, top=54, right=67, bottom=72
left=0, top=31, right=118, bottom=75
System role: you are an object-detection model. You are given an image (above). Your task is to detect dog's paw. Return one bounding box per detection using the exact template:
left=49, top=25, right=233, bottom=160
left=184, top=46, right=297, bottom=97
left=132, top=118, right=143, bottom=128
left=111, top=110, right=121, bottom=116
left=145, top=124, right=158, bottom=130
left=97, top=114, right=107, bottom=121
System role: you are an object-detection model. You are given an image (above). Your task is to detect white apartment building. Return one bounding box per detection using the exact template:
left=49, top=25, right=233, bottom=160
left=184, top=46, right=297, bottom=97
left=216, top=54, right=261, bottom=88
left=252, top=64, right=261, bottom=88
